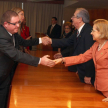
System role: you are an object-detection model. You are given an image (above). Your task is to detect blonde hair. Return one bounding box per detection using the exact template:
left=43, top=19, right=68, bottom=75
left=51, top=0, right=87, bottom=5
left=93, top=19, right=108, bottom=39
left=63, top=21, right=72, bottom=30
left=11, top=7, right=23, bottom=14
left=11, top=7, right=24, bottom=34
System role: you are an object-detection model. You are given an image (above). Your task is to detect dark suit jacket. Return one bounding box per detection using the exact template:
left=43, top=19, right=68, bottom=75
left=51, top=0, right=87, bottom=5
left=52, top=23, right=95, bottom=83
left=47, top=24, right=61, bottom=39
left=60, top=31, right=73, bottom=52
left=0, top=25, right=40, bottom=86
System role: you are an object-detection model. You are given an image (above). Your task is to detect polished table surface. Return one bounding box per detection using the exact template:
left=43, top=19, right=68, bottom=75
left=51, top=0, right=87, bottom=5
left=9, top=50, right=108, bottom=108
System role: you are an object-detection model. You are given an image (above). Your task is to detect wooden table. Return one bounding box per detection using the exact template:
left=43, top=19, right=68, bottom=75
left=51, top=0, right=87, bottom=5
left=9, top=50, right=108, bottom=108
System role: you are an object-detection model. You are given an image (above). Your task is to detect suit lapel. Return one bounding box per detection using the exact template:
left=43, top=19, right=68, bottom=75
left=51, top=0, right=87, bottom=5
left=74, top=24, right=87, bottom=49
left=14, top=33, right=19, bottom=49
left=95, top=41, right=108, bottom=62
left=92, top=43, right=98, bottom=65
left=51, top=24, right=56, bottom=32
left=96, top=50, right=107, bottom=62
left=11, top=36, right=14, bottom=46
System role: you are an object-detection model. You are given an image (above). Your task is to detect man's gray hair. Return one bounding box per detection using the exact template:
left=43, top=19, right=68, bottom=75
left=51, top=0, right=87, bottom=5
left=76, top=8, right=90, bottom=23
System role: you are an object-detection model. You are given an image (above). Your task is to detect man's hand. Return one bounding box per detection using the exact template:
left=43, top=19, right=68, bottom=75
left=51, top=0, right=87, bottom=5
left=41, top=36, right=52, bottom=45
left=84, top=76, right=91, bottom=84
left=40, top=55, right=55, bottom=67
left=54, top=53, right=62, bottom=59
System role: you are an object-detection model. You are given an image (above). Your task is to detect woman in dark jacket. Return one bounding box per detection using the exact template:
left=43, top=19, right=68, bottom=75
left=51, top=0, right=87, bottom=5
left=55, top=21, right=74, bottom=56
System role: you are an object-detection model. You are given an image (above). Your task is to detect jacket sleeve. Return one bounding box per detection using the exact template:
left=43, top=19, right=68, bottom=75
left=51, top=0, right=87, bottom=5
left=52, top=31, right=76, bottom=48
left=65, top=44, right=94, bottom=67
left=15, top=33, right=39, bottom=47
left=61, top=46, right=72, bottom=57
left=0, top=37, right=40, bottom=67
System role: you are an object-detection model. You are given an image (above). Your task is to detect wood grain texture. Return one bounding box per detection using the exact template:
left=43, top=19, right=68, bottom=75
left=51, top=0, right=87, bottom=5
left=9, top=50, right=108, bottom=108
left=89, top=9, right=108, bottom=26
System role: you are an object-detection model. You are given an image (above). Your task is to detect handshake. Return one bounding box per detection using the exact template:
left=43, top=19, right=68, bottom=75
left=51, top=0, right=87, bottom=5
left=39, top=36, right=65, bottom=67
left=40, top=55, right=65, bottom=67
left=41, top=36, right=52, bottom=45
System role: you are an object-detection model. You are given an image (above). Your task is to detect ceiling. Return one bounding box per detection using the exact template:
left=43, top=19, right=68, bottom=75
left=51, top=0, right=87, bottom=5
left=65, top=0, right=108, bottom=9
left=0, top=0, right=108, bottom=9
left=0, top=0, right=64, bottom=4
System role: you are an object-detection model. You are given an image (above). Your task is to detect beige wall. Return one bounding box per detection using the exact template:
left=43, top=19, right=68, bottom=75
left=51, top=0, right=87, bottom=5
left=63, top=7, right=75, bottom=22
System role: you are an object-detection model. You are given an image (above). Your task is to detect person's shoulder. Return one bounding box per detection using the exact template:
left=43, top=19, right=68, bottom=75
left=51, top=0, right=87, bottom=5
left=0, top=24, right=2, bottom=29
left=0, top=25, right=10, bottom=39
left=82, top=23, right=92, bottom=33
left=0, top=24, right=6, bottom=31
left=85, top=23, right=92, bottom=29
left=65, top=31, right=73, bottom=38
left=14, top=33, right=21, bottom=38
left=92, top=41, right=98, bottom=47
left=14, top=33, right=19, bottom=36
left=56, top=24, right=61, bottom=29
left=25, top=25, right=29, bottom=31
left=47, top=25, right=51, bottom=29
left=56, top=24, right=61, bottom=27
left=25, top=25, right=29, bottom=29
left=48, top=25, right=51, bottom=27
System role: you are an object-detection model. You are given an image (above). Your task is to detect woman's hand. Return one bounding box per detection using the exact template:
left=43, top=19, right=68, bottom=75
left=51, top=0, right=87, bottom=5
left=53, top=58, right=62, bottom=64
left=54, top=53, right=62, bottom=59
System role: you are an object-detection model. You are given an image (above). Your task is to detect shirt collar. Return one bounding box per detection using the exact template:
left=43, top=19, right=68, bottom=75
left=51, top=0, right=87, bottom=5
left=78, top=23, right=85, bottom=34
left=52, top=24, right=56, bottom=27
left=7, top=31, right=12, bottom=36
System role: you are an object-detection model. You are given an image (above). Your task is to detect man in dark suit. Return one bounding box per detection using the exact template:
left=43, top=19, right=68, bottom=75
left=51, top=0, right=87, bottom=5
left=47, top=17, right=61, bottom=51
left=0, top=10, right=55, bottom=108
left=43, top=8, right=95, bottom=85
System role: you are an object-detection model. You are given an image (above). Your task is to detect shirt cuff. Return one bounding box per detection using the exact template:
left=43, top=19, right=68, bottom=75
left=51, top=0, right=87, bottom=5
left=38, top=58, right=41, bottom=64
left=39, top=38, right=42, bottom=44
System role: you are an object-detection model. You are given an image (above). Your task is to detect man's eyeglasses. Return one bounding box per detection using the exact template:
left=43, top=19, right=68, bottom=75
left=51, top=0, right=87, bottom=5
left=72, top=16, right=78, bottom=18
left=7, top=21, right=21, bottom=26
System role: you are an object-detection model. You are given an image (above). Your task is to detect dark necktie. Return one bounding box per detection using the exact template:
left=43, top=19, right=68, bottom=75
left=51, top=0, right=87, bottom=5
left=12, top=34, right=15, bottom=46
left=76, top=31, right=79, bottom=41
left=77, top=30, right=79, bottom=37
